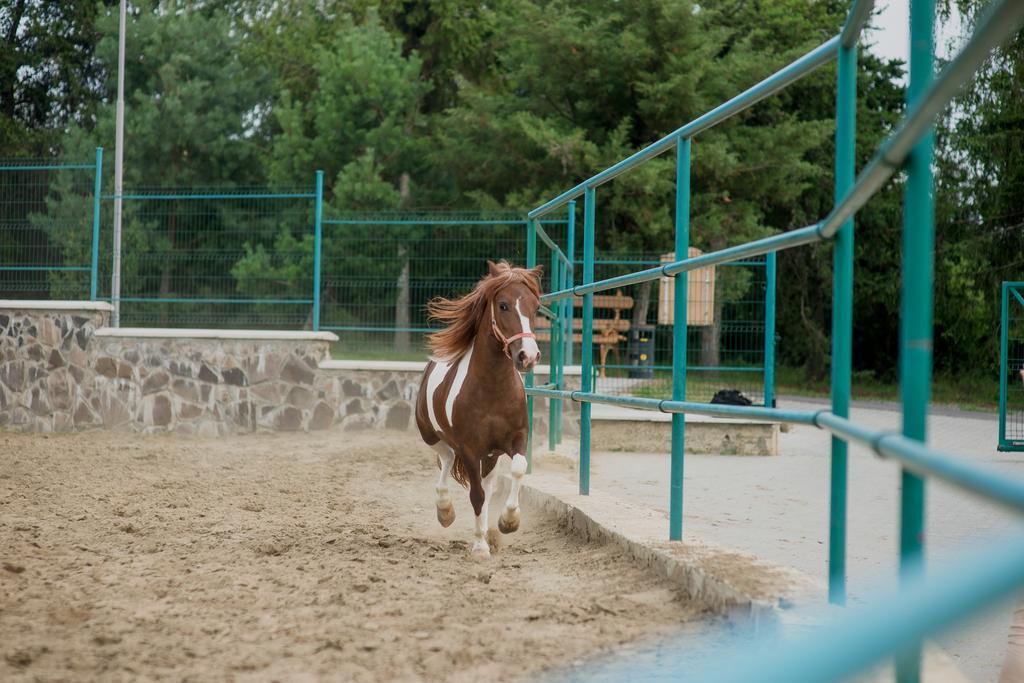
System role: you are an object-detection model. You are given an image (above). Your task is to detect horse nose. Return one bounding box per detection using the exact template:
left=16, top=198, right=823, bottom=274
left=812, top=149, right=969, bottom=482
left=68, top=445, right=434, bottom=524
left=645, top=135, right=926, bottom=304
left=518, top=349, right=541, bottom=367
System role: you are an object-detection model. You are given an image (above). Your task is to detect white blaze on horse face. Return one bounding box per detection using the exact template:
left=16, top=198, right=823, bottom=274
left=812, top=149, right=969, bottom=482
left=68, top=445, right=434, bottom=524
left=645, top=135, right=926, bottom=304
left=515, top=297, right=541, bottom=363
left=444, top=345, right=474, bottom=429
left=424, top=359, right=451, bottom=433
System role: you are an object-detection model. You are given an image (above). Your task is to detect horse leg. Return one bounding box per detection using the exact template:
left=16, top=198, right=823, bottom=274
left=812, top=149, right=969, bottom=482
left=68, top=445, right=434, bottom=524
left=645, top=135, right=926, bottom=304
left=498, top=452, right=527, bottom=534
left=469, top=460, right=496, bottom=560
left=431, top=442, right=456, bottom=528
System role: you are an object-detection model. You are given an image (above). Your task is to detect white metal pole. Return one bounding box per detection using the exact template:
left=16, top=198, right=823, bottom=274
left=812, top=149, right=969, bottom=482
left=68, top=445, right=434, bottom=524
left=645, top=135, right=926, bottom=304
left=111, top=0, right=127, bottom=327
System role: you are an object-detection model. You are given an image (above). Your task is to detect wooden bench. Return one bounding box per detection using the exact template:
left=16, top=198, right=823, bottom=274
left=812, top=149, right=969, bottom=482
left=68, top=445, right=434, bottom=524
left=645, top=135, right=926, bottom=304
left=536, top=291, right=634, bottom=377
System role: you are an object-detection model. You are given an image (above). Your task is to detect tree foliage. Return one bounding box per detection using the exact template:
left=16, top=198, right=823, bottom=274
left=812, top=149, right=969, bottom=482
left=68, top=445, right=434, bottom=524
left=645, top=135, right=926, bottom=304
left=8, top=0, right=1020, bottom=379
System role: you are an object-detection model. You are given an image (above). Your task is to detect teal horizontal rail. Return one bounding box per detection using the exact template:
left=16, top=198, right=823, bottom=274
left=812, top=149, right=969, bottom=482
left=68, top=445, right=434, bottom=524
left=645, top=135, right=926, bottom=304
left=526, top=387, right=818, bottom=424
left=108, top=297, right=314, bottom=304
left=595, top=363, right=764, bottom=373
left=814, top=411, right=1024, bottom=513
left=818, top=0, right=1024, bottom=239
left=104, top=192, right=315, bottom=200
left=533, top=221, right=573, bottom=270
left=0, top=163, right=95, bottom=171
left=324, top=219, right=529, bottom=226
left=528, top=36, right=839, bottom=219
left=590, top=258, right=765, bottom=267
left=528, top=378, right=1024, bottom=513
left=693, top=529, right=1024, bottom=683
left=0, top=265, right=91, bottom=271
left=542, top=224, right=820, bottom=302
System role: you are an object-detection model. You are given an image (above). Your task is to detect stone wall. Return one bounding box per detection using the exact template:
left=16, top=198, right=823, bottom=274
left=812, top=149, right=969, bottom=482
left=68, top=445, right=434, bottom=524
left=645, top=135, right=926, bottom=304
left=89, top=330, right=339, bottom=436
left=0, top=302, right=582, bottom=438
left=0, top=302, right=110, bottom=432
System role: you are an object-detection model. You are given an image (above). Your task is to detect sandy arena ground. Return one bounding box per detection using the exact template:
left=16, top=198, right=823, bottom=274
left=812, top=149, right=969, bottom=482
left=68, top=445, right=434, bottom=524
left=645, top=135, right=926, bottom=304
left=0, top=428, right=711, bottom=682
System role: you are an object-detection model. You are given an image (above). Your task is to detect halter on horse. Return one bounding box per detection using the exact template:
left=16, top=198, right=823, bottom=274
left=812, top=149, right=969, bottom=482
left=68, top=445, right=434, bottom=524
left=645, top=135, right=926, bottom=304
left=415, top=260, right=543, bottom=559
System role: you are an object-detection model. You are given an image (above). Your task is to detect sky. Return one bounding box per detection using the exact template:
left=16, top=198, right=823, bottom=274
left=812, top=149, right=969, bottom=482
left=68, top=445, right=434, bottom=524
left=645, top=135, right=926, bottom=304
left=863, top=0, right=965, bottom=79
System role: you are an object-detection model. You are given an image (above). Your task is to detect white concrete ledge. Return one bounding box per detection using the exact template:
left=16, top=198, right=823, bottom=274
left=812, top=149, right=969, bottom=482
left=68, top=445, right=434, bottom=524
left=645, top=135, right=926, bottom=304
left=93, top=327, right=339, bottom=342
left=319, top=359, right=582, bottom=376
left=320, top=359, right=426, bottom=372
left=0, top=299, right=114, bottom=312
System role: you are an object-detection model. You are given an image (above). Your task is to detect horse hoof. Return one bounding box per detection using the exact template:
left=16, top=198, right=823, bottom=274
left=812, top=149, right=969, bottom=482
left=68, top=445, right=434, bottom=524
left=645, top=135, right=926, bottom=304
left=498, top=508, right=520, bottom=534
left=436, top=503, right=455, bottom=528
left=470, top=543, right=491, bottom=561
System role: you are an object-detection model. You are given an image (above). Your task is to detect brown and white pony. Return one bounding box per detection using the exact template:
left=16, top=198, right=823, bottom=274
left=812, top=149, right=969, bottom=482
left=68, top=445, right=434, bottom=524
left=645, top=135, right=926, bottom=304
left=415, top=260, right=543, bottom=559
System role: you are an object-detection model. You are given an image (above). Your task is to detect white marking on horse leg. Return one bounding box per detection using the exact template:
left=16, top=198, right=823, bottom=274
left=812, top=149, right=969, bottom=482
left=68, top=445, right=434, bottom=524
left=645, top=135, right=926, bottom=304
left=499, top=453, right=527, bottom=534
left=472, top=464, right=497, bottom=559
left=424, top=360, right=451, bottom=433
left=444, top=345, right=474, bottom=429
left=515, top=297, right=541, bottom=362
left=432, top=441, right=456, bottom=527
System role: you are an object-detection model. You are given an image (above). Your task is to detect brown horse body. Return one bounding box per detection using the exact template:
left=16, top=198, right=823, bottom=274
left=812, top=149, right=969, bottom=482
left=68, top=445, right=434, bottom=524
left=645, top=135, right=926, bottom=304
left=415, top=261, right=543, bottom=559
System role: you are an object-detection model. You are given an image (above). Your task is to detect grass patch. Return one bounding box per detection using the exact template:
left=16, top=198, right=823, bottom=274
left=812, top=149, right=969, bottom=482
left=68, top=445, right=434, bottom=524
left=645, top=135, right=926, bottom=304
left=775, top=366, right=998, bottom=411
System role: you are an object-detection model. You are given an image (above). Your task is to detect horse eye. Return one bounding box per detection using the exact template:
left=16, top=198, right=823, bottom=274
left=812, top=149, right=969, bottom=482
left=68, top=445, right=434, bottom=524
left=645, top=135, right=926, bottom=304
left=499, top=303, right=509, bottom=312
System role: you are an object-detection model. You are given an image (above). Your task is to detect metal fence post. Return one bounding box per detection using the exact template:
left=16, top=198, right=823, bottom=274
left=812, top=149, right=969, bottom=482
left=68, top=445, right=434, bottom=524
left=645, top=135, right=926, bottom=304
left=579, top=188, right=596, bottom=496
left=312, top=170, right=324, bottom=332
left=565, top=201, right=576, bottom=372
left=829, top=31, right=857, bottom=607
left=90, top=147, right=103, bottom=301
left=549, top=252, right=561, bottom=451
left=1000, top=282, right=1010, bottom=450
left=898, top=0, right=936, bottom=679
left=526, top=218, right=537, bottom=471
left=670, top=137, right=691, bottom=541
left=764, top=252, right=777, bottom=409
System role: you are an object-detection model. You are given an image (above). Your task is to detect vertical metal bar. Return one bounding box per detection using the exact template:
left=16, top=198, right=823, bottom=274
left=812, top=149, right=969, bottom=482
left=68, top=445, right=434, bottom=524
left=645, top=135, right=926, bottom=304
left=526, top=218, right=537, bottom=472
left=1000, top=282, right=1010, bottom=450
left=565, top=202, right=576, bottom=369
left=90, top=147, right=103, bottom=301
left=111, top=0, right=126, bottom=327
left=579, top=189, right=596, bottom=496
left=764, top=252, right=777, bottom=409
left=549, top=251, right=561, bottom=451
left=313, top=170, right=324, bottom=332
left=559, top=203, right=575, bottom=447
left=898, top=0, right=935, bottom=679
left=670, top=138, right=691, bottom=541
left=829, top=34, right=857, bottom=607
left=554, top=260, right=565, bottom=445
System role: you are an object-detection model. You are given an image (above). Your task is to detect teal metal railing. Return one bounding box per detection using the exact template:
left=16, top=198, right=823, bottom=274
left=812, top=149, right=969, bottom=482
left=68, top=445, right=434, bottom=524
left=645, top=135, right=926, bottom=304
left=0, top=149, right=103, bottom=301
left=525, top=0, right=1024, bottom=680
left=999, top=281, right=1024, bottom=452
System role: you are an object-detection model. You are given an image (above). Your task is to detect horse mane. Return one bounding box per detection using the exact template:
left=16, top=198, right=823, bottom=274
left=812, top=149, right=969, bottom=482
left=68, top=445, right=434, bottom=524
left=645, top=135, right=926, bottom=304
left=427, top=260, right=542, bottom=360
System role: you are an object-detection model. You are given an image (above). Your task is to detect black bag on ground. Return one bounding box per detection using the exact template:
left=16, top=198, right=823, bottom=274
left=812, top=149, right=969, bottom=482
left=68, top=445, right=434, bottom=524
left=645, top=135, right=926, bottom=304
left=710, top=389, right=752, bottom=406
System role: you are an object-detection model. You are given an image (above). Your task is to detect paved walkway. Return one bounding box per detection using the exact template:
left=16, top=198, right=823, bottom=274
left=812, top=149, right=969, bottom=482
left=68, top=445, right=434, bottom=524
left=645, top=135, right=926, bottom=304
left=560, top=397, right=1024, bottom=682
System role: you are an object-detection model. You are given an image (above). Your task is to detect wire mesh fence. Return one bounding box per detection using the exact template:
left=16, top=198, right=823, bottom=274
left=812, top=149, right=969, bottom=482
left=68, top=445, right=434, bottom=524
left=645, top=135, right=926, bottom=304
left=0, top=152, right=773, bottom=403
left=319, top=214, right=538, bottom=357
left=1000, top=282, right=1024, bottom=450
left=575, top=255, right=773, bottom=405
left=0, top=153, right=101, bottom=300
left=95, top=187, right=318, bottom=328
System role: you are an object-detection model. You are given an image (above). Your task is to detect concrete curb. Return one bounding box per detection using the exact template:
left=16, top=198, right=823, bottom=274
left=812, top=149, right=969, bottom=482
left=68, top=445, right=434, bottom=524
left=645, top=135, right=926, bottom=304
left=495, top=468, right=822, bottom=631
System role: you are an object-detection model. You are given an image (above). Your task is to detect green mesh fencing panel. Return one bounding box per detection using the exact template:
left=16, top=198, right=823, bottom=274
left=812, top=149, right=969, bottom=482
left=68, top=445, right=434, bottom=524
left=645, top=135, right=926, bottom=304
left=0, top=158, right=98, bottom=299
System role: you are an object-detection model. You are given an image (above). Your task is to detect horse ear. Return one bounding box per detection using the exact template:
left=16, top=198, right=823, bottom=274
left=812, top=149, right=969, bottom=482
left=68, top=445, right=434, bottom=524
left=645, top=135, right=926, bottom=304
left=528, top=265, right=544, bottom=282
left=487, top=260, right=502, bottom=277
